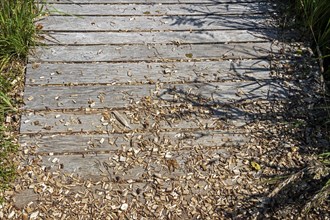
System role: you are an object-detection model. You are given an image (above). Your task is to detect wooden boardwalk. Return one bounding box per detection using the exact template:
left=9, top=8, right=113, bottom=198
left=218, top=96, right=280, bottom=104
left=18, top=0, right=287, bottom=218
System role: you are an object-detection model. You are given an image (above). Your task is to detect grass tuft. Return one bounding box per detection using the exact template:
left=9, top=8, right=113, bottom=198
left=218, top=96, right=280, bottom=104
left=0, top=0, right=42, bottom=61
left=290, top=0, right=330, bottom=75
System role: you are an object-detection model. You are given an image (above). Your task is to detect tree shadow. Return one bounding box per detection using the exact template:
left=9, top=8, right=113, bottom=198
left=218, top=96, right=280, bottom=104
left=162, top=1, right=290, bottom=43
left=26, top=1, right=329, bottom=218
left=153, top=1, right=329, bottom=218
left=154, top=58, right=328, bottom=218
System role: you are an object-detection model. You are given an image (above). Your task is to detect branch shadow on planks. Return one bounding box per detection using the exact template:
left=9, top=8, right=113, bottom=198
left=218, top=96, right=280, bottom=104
left=155, top=52, right=329, bottom=219
left=157, top=2, right=329, bottom=218
left=162, top=1, right=285, bottom=43
left=26, top=1, right=329, bottom=218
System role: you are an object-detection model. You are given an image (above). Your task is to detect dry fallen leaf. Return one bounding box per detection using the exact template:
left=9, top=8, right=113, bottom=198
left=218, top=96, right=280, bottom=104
left=185, top=53, right=193, bottom=58
left=102, top=111, right=110, bottom=120
left=166, top=159, right=179, bottom=172
left=36, top=23, right=43, bottom=30
left=22, top=213, right=28, bottom=220
left=112, top=111, right=131, bottom=129
left=32, top=63, right=40, bottom=69
left=250, top=161, right=261, bottom=171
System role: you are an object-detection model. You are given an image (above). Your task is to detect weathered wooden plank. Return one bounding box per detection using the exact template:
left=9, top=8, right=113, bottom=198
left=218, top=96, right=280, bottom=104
left=41, top=30, right=275, bottom=45
left=20, top=107, right=248, bottom=134
left=20, top=130, right=247, bottom=153
left=23, top=81, right=287, bottom=110
left=13, top=182, right=215, bottom=212
left=26, top=60, right=271, bottom=85
left=45, top=0, right=267, bottom=4
left=38, top=15, right=269, bottom=31
left=22, top=0, right=279, bottom=188
left=35, top=148, right=235, bottom=180
left=29, top=43, right=277, bottom=63
left=40, top=153, right=145, bottom=179
left=45, top=3, right=272, bottom=16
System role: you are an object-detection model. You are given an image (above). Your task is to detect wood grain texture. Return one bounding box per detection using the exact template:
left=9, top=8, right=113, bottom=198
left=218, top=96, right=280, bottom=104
left=20, top=108, right=249, bottom=134
left=29, top=43, right=278, bottom=63
left=20, top=130, right=247, bottom=153
left=26, top=60, right=271, bottom=85
left=38, top=15, right=270, bottom=31
left=35, top=147, right=235, bottom=180
left=23, top=81, right=288, bottom=110
left=21, top=0, right=283, bottom=184
left=40, top=30, right=275, bottom=45
left=45, top=3, right=272, bottom=16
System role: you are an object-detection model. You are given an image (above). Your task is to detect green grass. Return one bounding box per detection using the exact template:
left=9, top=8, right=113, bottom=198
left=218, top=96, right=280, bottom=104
left=0, top=0, right=42, bottom=193
left=0, top=0, right=42, bottom=61
left=289, top=0, right=330, bottom=75
left=0, top=68, right=18, bottom=192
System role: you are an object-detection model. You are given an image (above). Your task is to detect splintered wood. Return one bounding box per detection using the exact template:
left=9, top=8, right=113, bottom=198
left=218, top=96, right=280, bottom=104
left=14, top=0, right=317, bottom=219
